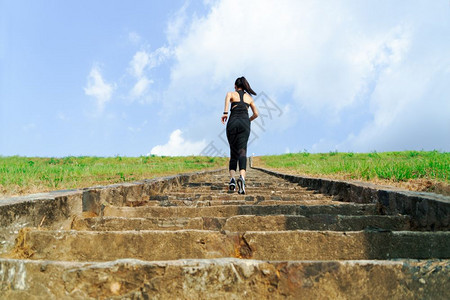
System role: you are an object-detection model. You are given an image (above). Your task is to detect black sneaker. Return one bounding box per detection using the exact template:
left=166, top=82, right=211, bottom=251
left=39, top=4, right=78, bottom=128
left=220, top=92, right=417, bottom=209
left=228, top=178, right=236, bottom=191
left=237, top=176, right=245, bottom=194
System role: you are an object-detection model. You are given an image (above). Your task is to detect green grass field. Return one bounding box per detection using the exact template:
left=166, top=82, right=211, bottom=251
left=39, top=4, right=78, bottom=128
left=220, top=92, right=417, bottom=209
left=0, top=156, right=227, bottom=197
left=1, top=151, right=449, bottom=198
left=258, top=151, right=449, bottom=182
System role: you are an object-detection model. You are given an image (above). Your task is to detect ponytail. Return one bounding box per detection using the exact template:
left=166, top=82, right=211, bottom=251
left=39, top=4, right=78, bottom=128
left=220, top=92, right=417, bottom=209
left=235, top=76, right=257, bottom=95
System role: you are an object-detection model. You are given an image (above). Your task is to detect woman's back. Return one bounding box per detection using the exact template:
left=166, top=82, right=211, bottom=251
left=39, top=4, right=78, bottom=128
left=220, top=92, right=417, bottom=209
left=229, top=90, right=251, bottom=119
left=229, top=91, right=253, bottom=105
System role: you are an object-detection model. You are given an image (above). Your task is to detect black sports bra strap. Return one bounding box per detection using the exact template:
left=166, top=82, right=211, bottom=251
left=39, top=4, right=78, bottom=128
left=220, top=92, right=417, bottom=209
left=230, top=90, right=249, bottom=113
left=238, top=90, right=245, bottom=102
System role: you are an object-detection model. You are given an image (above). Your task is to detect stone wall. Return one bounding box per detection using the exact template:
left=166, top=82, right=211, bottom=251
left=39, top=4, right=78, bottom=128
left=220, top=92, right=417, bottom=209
left=252, top=167, right=450, bottom=230
left=0, top=168, right=225, bottom=254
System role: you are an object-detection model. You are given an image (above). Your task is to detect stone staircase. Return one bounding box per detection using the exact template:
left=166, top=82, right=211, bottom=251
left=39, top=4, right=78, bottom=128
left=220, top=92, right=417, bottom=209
left=1, top=167, right=449, bottom=299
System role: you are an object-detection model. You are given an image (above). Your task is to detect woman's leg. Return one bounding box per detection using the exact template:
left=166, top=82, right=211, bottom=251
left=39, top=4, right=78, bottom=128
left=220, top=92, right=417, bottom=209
left=237, top=148, right=247, bottom=179
left=236, top=120, right=251, bottom=179
left=226, top=122, right=240, bottom=191
left=226, top=121, right=239, bottom=174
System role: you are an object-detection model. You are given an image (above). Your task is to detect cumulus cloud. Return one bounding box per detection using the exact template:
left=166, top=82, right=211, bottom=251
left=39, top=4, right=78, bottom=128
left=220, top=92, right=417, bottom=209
left=166, top=2, right=190, bottom=45
left=150, top=129, right=207, bottom=156
left=130, top=77, right=153, bottom=98
left=129, top=48, right=172, bottom=78
left=84, top=65, right=114, bottom=112
left=128, top=47, right=172, bottom=100
left=338, top=59, right=450, bottom=152
left=129, top=51, right=150, bottom=78
left=148, top=47, right=172, bottom=70
left=169, top=1, right=412, bottom=111
left=128, top=31, right=142, bottom=44
left=163, top=0, right=450, bottom=152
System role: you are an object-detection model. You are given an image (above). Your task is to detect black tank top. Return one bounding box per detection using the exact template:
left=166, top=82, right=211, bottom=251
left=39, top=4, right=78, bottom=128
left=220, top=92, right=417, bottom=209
left=229, top=90, right=249, bottom=119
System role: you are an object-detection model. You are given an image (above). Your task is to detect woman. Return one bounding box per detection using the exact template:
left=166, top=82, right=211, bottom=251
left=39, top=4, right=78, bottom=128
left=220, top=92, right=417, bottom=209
left=221, top=76, right=259, bottom=194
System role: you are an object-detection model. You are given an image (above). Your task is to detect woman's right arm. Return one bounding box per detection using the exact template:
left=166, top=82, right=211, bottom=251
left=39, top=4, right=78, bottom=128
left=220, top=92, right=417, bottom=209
left=221, top=92, right=232, bottom=124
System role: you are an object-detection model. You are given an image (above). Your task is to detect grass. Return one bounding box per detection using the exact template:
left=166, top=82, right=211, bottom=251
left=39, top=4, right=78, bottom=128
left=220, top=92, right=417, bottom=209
left=0, top=155, right=227, bottom=198
left=2, top=151, right=449, bottom=198
left=258, top=151, right=449, bottom=183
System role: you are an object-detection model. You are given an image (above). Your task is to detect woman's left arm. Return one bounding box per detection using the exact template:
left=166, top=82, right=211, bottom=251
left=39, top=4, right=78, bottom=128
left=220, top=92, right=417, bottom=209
left=249, top=100, right=259, bottom=122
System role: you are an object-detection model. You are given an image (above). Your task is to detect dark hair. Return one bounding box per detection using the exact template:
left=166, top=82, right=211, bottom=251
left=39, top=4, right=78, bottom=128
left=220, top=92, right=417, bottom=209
left=235, top=76, right=256, bottom=95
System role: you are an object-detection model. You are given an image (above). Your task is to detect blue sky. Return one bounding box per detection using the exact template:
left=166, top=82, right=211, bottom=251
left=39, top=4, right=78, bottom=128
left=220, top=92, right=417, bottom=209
left=1, top=0, right=449, bottom=157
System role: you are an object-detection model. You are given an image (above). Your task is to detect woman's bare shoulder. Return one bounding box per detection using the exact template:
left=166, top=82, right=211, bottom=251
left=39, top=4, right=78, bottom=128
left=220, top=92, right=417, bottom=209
left=228, top=91, right=239, bottom=101
left=243, top=93, right=254, bottom=104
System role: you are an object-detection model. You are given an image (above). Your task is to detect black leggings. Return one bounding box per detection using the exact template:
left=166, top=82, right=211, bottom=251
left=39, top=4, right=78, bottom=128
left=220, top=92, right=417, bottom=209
left=226, top=117, right=250, bottom=171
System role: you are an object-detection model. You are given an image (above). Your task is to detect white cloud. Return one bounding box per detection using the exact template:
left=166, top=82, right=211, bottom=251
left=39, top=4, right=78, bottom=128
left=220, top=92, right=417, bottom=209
left=128, top=31, right=142, bottom=44
left=168, top=1, right=413, bottom=113
left=127, top=47, right=172, bottom=100
left=151, top=47, right=172, bottom=67
left=129, top=51, right=150, bottom=78
left=84, top=65, right=114, bottom=112
left=338, top=60, right=450, bottom=152
left=129, top=47, right=172, bottom=79
left=150, top=129, right=207, bottom=156
left=130, top=77, right=153, bottom=98
left=163, top=0, right=450, bottom=152
left=166, top=2, right=189, bottom=45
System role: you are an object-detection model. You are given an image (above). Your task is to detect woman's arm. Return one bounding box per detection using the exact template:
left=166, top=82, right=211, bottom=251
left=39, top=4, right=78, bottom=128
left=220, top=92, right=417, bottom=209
left=249, top=100, right=259, bottom=122
left=221, top=92, right=232, bottom=124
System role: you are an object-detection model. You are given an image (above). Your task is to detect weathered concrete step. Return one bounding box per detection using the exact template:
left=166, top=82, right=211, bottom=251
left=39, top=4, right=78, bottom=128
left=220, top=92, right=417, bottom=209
left=223, top=214, right=411, bottom=231
left=1, top=258, right=448, bottom=299
left=13, top=229, right=450, bottom=261
left=191, top=173, right=281, bottom=180
left=168, top=188, right=312, bottom=194
left=103, top=203, right=377, bottom=218
left=72, top=215, right=411, bottom=232
left=148, top=194, right=317, bottom=201
left=191, top=177, right=277, bottom=184
left=72, top=216, right=199, bottom=231
left=139, top=199, right=338, bottom=207
left=181, top=181, right=297, bottom=189
left=148, top=192, right=328, bottom=201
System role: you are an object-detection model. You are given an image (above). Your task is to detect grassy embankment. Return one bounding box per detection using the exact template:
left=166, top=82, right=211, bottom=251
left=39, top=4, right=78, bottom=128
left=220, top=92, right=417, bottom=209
left=0, top=156, right=227, bottom=198
left=256, top=151, right=449, bottom=195
left=1, top=151, right=449, bottom=198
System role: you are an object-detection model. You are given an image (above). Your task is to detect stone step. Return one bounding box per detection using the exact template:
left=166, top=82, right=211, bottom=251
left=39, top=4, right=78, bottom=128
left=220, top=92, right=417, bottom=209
left=1, top=258, right=448, bottom=299
left=219, top=214, right=412, bottom=232
left=137, top=199, right=338, bottom=207
left=182, top=181, right=293, bottom=188
left=148, top=192, right=327, bottom=201
left=167, top=187, right=311, bottom=194
left=2, top=166, right=449, bottom=299
left=163, top=185, right=317, bottom=195
left=192, top=173, right=281, bottom=180
left=163, top=185, right=319, bottom=193
left=14, top=229, right=450, bottom=261
left=147, top=193, right=326, bottom=204
left=72, top=214, right=411, bottom=232
left=103, top=203, right=378, bottom=218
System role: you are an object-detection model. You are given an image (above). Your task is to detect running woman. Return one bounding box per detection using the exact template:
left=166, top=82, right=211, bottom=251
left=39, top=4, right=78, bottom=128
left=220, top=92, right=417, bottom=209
left=221, top=77, right=259, bottom=194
